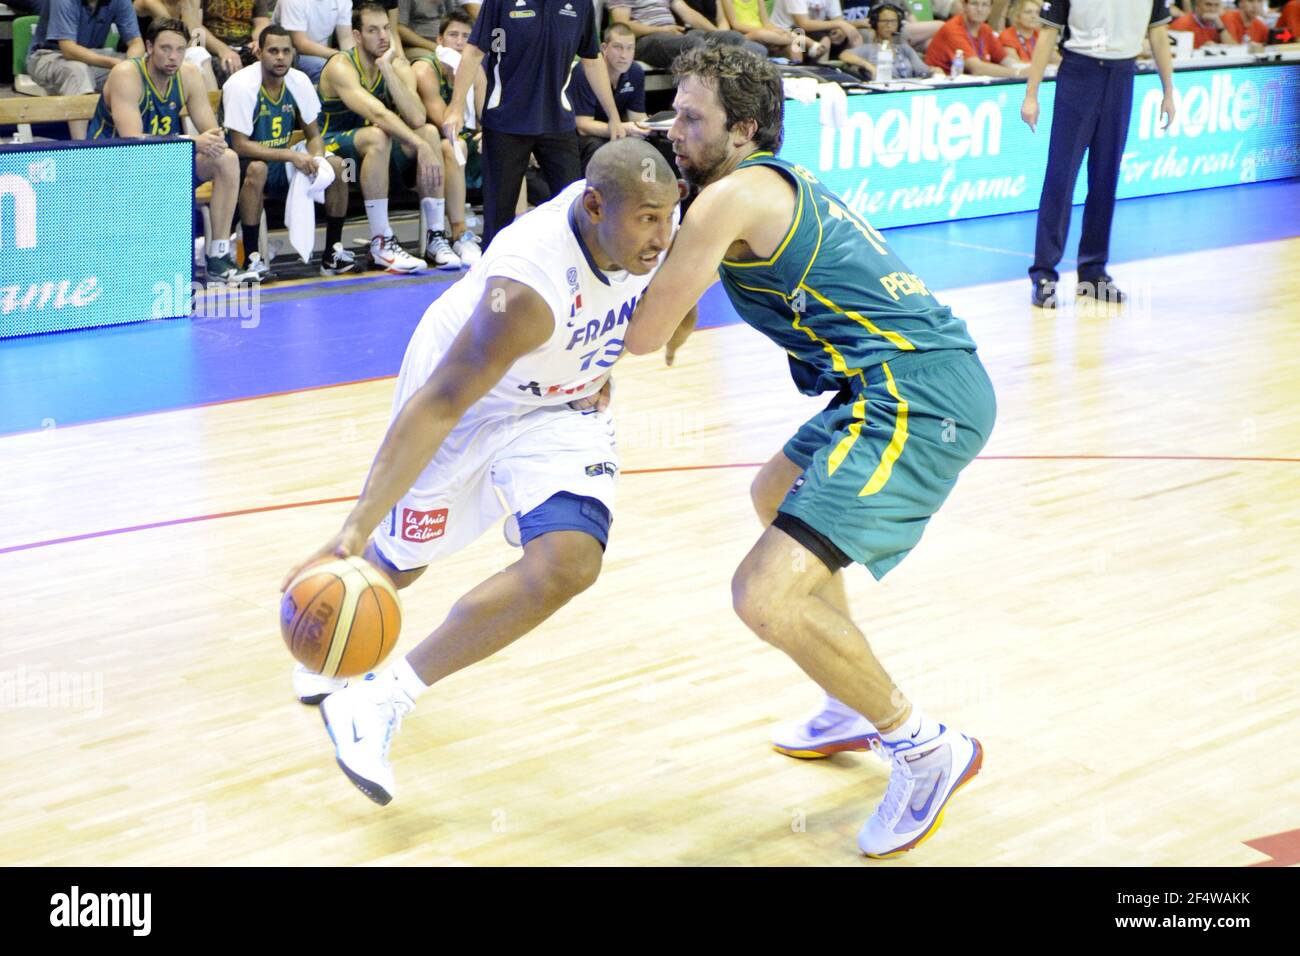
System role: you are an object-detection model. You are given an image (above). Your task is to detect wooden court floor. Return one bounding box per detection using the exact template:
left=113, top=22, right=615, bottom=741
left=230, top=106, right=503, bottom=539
left=1, top=238, right=1297, bottom=866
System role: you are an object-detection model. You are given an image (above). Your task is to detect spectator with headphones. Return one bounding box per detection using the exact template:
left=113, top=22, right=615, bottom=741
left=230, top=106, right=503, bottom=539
left=842, top=3, right=942, bottom=78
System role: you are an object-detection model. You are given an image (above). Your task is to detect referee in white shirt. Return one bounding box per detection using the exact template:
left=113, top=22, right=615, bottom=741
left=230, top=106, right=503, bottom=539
left=1022, top=1, right=1178, bottom=306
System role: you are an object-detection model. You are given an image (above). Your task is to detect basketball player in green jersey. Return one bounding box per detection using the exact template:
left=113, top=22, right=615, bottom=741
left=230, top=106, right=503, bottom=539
left=89, top=18, right=249, bottom=283
left=223, top=25, right=355, bottom=279
left=317, top=2, right=458, bottom=273
left=627, top=45, right=997, bottom=859
left=410, top=10, right=484, bottom=265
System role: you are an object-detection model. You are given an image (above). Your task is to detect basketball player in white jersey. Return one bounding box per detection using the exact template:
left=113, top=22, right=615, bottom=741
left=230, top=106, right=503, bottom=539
left=281, top=139, right=683, bottom=805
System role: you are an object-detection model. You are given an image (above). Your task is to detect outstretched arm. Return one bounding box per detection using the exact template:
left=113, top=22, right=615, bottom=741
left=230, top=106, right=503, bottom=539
left=442, top=42, right=486, bottom=136
left=282, top=279, right=554, bottom=581
left=626, top=181, right=756, bottom=355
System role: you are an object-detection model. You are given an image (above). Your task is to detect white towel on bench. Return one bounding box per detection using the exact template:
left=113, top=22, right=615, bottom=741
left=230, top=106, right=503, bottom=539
left=285, top=149, right=335, bottom=263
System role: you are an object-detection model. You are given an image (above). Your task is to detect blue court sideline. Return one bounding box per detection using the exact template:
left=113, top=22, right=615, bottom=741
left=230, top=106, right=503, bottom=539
left=1, top=178, right=1296, bottom=436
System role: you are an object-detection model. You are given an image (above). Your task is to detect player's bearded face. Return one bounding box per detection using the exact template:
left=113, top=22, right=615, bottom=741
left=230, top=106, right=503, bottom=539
left=669, top=77, right=734, bottom=188
left=357, top=19, right=391, bottom=58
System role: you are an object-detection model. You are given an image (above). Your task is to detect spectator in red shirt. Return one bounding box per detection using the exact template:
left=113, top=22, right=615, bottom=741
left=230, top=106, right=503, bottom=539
left=924, top=0, right=1026, bottom=76
left=1276, top=0, right=1300, bottom=40
left=999, top=0, right=1058, bottom=65
left=1171, top=0, right=1231, bottom=46
left=1222, top=0, right=1270, bottom=43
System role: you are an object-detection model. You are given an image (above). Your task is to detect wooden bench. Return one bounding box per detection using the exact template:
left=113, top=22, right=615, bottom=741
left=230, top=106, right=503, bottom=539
left=0, top=87, right=223, bottom=140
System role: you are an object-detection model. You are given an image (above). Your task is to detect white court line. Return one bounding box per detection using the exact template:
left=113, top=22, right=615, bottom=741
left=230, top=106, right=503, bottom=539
left=904, top=234, right=1047, bottom=262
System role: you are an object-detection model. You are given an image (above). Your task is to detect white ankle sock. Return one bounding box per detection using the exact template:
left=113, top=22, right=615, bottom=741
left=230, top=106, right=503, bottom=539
left=388, top=657, right=428, bottom=704
left=364, top=199, right=390, bottom=239
left=421, top=197, right=445, bottom=233
left=880, top=708, right=941, bottom=748
left=210, top=238, right=230, bottom=257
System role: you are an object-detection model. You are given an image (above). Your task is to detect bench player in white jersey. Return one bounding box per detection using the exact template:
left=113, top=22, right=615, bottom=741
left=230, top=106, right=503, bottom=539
left=281, top=139, right=683, bottom=805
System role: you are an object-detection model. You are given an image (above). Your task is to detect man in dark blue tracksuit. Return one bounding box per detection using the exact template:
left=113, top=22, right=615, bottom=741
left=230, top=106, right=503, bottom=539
left=1021, top=1, right=1178, bottom=306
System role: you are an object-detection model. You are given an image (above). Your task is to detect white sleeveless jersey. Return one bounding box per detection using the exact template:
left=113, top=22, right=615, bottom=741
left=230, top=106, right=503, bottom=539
left=404, top=180, right=676, bottom=411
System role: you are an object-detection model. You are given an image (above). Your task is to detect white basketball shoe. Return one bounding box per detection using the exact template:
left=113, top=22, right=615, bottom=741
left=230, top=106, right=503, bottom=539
left=857, top=725, right=983, bottom=859
left=453, top=231, right=482, bottom=266
left=771, top=694, right=882, bottom=758
left=292, top=663, right=347, bottom=705
left=370, top=233, right=425, bottom=274
left=319, top=675, right=414, bottom=806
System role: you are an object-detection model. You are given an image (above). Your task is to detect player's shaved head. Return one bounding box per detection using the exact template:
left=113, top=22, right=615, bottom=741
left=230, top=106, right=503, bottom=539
left=585, top=139, right=679, bottom=209
left=576, top=139, right=679, bottom=277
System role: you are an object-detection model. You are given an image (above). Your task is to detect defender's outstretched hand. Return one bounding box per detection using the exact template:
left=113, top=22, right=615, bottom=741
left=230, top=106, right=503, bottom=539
left=665, top=306, right=698, bottom=367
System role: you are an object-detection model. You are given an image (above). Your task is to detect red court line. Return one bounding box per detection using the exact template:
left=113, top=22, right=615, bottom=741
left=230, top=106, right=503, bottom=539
left=0, top=496, right=359, bottom=556
left=1243, top=828, right=1300, bottom=867
left=2, top=454, right=1297, bottom=557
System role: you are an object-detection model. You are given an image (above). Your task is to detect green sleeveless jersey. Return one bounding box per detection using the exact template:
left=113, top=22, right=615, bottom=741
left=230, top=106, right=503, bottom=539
left=414, top=51, right=453, bottom=105
left=717, top=152, right=977, bottom=396
left=88, top=57, right=185, bottom=140
left=319, top=48, right=392, bottom=135
left=247, top=82, right=301, bottom=148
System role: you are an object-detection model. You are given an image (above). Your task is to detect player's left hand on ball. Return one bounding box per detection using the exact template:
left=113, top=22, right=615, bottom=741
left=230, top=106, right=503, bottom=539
left=280, top=528, right=368, bottom=593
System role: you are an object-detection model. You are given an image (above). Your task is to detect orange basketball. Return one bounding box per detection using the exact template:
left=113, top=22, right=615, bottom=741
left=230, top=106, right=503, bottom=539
left=280, top=555, right=402, bottom=678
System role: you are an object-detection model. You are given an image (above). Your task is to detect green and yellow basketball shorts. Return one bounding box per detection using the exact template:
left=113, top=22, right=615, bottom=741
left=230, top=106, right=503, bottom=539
left=323, top=127, right=417, bottom=180
left=322, top=127, right=363, bottom=163
left=777, top=349, right=996, bottom=580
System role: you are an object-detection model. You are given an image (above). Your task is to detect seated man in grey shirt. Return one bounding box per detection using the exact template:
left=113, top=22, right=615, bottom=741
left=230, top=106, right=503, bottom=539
left=609, top=0, right=763, bottom=69
left=27, top=0, right=145, bottom=139
left=397, top=0, right=463, bottom=53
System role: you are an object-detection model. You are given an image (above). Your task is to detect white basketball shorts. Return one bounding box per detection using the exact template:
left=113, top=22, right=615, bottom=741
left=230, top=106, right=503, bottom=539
left=370, top=362, right=619, bottom=572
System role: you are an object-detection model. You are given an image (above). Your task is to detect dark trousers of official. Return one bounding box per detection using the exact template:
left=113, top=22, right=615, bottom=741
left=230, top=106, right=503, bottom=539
left=577, top=133, right=605, bottom=174
left=1030, top=50, right=1136, bottom=286
left=480, top=129, right=582, bottom=249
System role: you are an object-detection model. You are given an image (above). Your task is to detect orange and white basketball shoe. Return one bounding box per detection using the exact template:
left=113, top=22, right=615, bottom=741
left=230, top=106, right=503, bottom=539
left=857, top=725, right=983, bottom=859
left=771, top=694, right=882, bottom=758
left=370, top=233, right=425, bottom=274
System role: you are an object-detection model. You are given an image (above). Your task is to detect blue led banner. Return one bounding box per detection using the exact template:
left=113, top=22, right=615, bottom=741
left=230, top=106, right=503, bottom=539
left=780, top=64, right=1300, bottom=228
left=0, top=138, right=193, bottom=338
